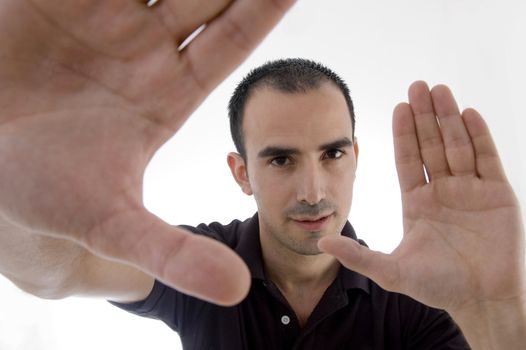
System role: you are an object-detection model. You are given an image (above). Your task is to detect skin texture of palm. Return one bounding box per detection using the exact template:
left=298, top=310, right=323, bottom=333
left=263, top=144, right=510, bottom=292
left=0, top=0, right=296, bottom=305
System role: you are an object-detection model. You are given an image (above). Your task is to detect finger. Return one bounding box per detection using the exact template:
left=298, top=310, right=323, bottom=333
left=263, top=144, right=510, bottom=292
left=393, top=102, right=426, bottom=192
left=408, top=81, right=450, bottom=180
left=430, top=85, right=476, bottom=177
left=318, top=236, right=401, bottom=292
left=83, top=208, right=250, bottom=306
left=180, top=0, right=297, bottom=96
left=149, top=0, right=232, bottom=46
left=462, top=108, right=507, bottom=181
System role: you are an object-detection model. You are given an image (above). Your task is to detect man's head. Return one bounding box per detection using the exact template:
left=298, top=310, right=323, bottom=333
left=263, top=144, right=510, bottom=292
left=229, top=58, right=356, bottom=160
left=227, top=59, right=359, bottom=257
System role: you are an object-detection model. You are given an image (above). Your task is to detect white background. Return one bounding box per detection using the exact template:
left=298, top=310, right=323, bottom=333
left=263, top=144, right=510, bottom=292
left=1, top=0, right=525, bottom=349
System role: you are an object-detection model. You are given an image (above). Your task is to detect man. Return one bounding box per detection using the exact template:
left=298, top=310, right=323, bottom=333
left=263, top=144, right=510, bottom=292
left=109, top=58, right=471, bottom=348
left=0, top=1, right=524, bottom=349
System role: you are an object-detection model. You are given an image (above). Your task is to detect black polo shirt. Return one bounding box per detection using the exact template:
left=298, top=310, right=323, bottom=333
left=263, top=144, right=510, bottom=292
left=110, top=214, right=470, bottom=349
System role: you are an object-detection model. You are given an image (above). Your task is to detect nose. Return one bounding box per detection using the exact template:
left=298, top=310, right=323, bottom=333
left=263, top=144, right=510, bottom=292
left=296, top=161, right=326, bottom=205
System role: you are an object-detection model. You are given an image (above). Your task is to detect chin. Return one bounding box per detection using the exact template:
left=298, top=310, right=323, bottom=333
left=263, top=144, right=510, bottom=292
left=290, top=236, right=325, bottom=256
left=294, top=246, right=324, bottom=256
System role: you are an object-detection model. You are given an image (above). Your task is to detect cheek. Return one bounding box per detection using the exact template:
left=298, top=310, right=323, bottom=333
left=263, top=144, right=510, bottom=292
left=250, top=171, right=291, bottom=207
left=329, top=165, right=357, bottom=200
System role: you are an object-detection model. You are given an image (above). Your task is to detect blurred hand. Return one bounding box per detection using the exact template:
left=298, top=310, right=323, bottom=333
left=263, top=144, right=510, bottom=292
left=319, top=81, right=525, bottom=314
left=0, top=0, right=295, bottom=305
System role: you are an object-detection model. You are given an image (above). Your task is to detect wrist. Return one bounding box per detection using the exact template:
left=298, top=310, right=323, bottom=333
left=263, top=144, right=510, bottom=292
left=449, top=293, right=526, bottom=350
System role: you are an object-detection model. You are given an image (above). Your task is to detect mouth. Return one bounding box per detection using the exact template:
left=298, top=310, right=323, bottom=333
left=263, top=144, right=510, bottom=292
left=291, top=214, right=333, bottom=232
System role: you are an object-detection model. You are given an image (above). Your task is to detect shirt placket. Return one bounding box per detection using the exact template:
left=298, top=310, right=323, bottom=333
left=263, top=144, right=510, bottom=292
left=292, top=277, right=349, bottom=349
left=262, top=280, right=302, bottom=348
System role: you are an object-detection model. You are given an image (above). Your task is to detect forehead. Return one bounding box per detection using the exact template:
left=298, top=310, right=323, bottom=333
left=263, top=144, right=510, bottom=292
left=242, top=82, right=353, bottom=154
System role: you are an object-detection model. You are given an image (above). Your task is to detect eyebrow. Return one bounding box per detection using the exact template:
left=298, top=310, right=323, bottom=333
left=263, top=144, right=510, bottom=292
left=257, top=137, right=353, bottom=159
left=319, top=137, right=353, bottom=152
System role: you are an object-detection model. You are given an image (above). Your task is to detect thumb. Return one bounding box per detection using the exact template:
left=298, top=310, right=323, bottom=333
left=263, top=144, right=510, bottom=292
left=82, top=208, right=250, bottom=306
left=318, top=235, right=401, bottom=292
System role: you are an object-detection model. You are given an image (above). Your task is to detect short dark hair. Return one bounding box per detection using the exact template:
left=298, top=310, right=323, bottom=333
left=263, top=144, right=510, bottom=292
left=228, top=58, right=356, bottom=159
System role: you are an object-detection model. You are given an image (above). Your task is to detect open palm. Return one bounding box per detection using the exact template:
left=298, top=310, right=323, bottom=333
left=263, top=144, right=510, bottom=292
left=320, top=81, right=525, bottom=314
left=0, top=0, right=294, bottom=305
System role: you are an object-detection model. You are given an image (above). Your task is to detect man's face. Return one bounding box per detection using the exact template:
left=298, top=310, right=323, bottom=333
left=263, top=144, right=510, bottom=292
left=236, top=82, right=358, bottom=256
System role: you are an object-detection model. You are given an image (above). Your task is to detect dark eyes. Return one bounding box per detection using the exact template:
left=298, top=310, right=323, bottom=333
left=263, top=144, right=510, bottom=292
left=269, top=149, right=344, bottom=167
left=270, top=156, right=291, bottom=167
left=324, top=149, right=344, bottom=160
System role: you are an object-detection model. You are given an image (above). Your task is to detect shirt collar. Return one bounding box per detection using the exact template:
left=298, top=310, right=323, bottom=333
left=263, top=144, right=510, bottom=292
left=235, top=213, right=370, bottom=294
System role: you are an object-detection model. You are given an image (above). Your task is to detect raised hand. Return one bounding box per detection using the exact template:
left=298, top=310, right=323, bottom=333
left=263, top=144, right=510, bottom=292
left=319, top=81, right=525, bottom=315
left=0, top=0, right=295, bottom=305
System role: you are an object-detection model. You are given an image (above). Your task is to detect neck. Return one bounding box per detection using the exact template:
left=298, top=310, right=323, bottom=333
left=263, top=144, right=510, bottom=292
left=259, top=225, right=342, bottom=328
left=260, top=235, right=340, bottom=293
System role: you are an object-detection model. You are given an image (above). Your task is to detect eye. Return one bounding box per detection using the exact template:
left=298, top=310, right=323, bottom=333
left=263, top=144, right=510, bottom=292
left=324, top=149, right=344, bottom=160
left=270, top=156, right=292, bottom=167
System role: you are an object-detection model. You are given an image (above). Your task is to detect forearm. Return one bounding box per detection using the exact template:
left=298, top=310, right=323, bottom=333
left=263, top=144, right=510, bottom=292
left=450, top=294, right=526, bottom=350
left=0, top=218, right=87, bottom=299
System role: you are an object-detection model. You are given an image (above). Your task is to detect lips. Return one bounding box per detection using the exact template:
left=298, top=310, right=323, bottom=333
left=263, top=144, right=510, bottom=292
left=291, top=214, right=333, bottom=232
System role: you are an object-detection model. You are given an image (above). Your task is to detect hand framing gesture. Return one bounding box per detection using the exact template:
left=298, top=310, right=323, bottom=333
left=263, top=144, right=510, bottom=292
left=0, top=0, right=295, bottom=305
left=320, top=81, right=525, bottom=347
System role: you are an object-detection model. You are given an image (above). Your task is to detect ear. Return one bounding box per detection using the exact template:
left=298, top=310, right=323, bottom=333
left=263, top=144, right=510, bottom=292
left=353, top=137, right=359, bottom=166
left=227, top=152, right=253, bottom=195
